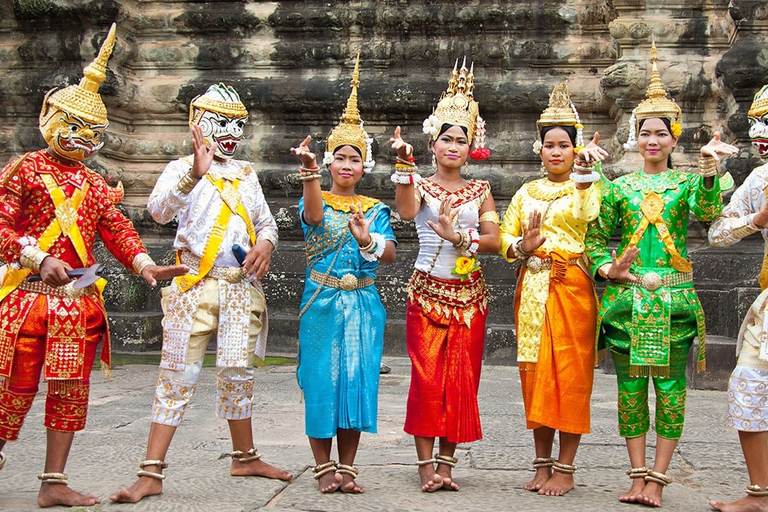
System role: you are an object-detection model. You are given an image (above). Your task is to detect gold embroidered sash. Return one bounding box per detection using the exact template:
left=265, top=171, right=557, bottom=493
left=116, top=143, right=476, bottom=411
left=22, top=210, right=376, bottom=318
left=628, top=192, right=692, bottom=273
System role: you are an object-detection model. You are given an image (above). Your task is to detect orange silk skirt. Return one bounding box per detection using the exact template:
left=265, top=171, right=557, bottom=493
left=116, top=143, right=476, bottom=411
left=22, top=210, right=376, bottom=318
left=516, top=260, right=597, bottom=434
left=404, top=294, right=488, bottom=444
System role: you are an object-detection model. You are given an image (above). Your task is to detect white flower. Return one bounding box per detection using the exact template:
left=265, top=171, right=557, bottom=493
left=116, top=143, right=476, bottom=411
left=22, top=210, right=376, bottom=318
left=532, top=140, right=542, bottom=155
left=422, top=115, right=441, bottom=138
left=322, top=151, right=334, bottom=166
left=363, top=136, right=375, bottom=173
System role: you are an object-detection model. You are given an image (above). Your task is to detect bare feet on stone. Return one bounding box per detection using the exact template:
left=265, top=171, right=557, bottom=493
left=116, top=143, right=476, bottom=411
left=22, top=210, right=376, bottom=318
left=619, top=478, right=646, bottom=504
left=418, top=464, right=443, bottom=492
left=638, top=481, right=664, bottom=507
left=339, top=473, right=364, bottom=494
left=436, top=464, right=459, bottom=491
left=317, top=470, right=342, bottom=493
left=538, top=471, right=574, bottom=496
left=109, top=475, right=163, bottom=503
left=230, top=458, right=293, bottom=480
left=709, top=495, right=768, bottom=512
left=524, top=467, right=552, bottom=492
left=38, top=483, right=100, bottom=508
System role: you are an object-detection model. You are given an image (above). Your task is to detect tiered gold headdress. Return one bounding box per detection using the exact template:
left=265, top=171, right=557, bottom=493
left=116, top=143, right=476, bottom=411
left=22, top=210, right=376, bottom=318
left=533, top=81, right=584, bottom=153
left=324, top=54, right=375, bottom=172
left=39, top=23, right=117, bottom=128
left=189, top=83, right=248, bottom=126
left=625, top=40, right=683, bottom=148
left=749, top=85, right=768, bottom=119
left=422, top=58, right=489, bottom=160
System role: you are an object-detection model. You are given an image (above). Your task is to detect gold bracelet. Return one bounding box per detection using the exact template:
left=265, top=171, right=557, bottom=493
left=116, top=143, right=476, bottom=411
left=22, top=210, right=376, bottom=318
left=132, top=253, right=155, bottom=275
left=698, top=156, right=718, bottom=177
left=177, top=172, right=201, bottom=194
left=19, top=246, right=50, bottom=271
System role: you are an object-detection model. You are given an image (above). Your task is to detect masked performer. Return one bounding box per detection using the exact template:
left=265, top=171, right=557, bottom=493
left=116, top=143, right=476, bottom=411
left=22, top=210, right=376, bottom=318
left=389, top=59, right=500, bottom=492
left=708, top=84, right=768, bottom=512
left=500, top=81, right=608, bottom=496
left=110, top=83, right=291, bottom=504
left=0, top=24, right=187, bottom=508
left=584, top=43, right=737, bottom=508
left=290, top=56, right=396, bottom=494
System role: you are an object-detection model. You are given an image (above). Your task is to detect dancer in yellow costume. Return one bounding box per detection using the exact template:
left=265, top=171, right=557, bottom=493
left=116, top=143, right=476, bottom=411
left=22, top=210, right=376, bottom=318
left=585, top=42, right=737, bottom=508
left=500, top=81, right=607, bottom=496
left=111, top=83, right=291, bottom=504
left=709, top=84, right=768, bottom=512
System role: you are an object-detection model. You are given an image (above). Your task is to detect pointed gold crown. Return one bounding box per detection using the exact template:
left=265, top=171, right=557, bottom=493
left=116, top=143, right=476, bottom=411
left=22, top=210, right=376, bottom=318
left=634, top=40, right=682, bottom=129
left=430, top=58, right=480, bottom=143
left=538, top=81, right=579, bottom=128
left=189, top=83, right=248, bottom=126
left=41, top=23, right=117, bottom=126
left=326, top=53, right=369, bottom=160
left=749, top=84, right=768, bottom=119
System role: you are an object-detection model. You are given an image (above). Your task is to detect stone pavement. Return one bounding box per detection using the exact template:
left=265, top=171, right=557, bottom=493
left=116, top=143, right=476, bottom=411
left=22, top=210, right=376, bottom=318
left=0, top=357, right=749, bottom=511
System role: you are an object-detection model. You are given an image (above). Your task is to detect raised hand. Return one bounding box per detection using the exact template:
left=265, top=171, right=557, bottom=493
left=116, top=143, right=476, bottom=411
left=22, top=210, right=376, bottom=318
left=576, top=132, right=609, bottom=165
left=140, top=264, right=190, bottom=288
left=520, top=210, right=547, bottom=254
left=290, top=135, right=318, bottom=168
left=40, top=257, right=74, bottom=287
left=390, top=126, right=414, bottom=160
left=191, top=124, right=217, bottom=178
left=605, top=246, right=640, bottom=281
left=426, top=198, right=459, bottom=242
left=348, top=203, right=373, bottom=247
left=700, top=131, right=739, bottom=162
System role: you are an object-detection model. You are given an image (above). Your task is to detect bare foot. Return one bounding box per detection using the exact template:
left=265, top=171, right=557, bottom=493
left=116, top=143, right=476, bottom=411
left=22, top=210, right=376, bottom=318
left=317, top=471, right=342, bottom=493
left=524, top=467, right=552, bottom=492
left=638, top=481, right=664, bottom=507
left=418, top=463, right=443, bottom=492
left=619, top=478, right=646, bottom=503
left=38, top=483, right=100, bottom=508
left=709, top=495, right=768, bottom=511
left=110, top=475, right=164, bottom=503
left=436, top=464, right=459, bottom=491
left=230, top=458, right=292, bottom=480
left=340, top=474, right=364, bottom=494
left=538, top=471, right=574, bottom=496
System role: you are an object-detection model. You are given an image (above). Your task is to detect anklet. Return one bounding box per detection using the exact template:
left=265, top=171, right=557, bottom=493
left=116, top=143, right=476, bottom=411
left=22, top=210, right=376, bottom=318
left=626, top=466, right=649, bottom=479
left=416, top=458, right=437, bottom=466
left=645, top=470, right=672, bottom=486
left=38, top=472, right=68, bottom=485
left=435, top=454, right=458, bottom=468
left=336, top=464, right=359, bottom=479
left=231, top=447, right=262, bottom=463
left=552, top=461, right=578, bottom=474
left=312, top=460, right=337, bottom=480
left=137, top=459, right=168, bottom=480
left=746, top=484, right=768, bottom=497
left=532, top=457, right=555, bottom=469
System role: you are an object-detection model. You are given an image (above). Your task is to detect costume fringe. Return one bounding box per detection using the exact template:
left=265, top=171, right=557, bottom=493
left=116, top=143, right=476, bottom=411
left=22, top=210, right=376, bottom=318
left=101, top=361, right=113, bottom=380
left=697, top=358, right=706, bottom=373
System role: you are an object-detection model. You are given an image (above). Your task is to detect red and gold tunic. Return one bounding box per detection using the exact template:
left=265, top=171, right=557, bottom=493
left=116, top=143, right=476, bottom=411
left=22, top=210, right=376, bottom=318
left=0, top=149, right=148, bottom=382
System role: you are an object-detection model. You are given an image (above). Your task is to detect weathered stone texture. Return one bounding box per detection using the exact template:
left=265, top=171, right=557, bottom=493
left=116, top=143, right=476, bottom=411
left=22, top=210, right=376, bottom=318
left=1, top=1, right=768, bottom=380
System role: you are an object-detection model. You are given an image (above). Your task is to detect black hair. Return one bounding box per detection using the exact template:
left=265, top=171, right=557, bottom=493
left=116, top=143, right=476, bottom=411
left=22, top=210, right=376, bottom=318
left=437, top=123, right=469, bottom=138
left=638, top=117, right=675, bottom=169
left=539, top=125, right=577, bottom=146
left=332, top=144, right=363, bottom=158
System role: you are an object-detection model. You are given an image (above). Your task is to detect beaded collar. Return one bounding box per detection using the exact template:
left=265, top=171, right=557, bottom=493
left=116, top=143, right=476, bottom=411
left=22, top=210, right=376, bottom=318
left=525, top=178, right=573, bottom=202
left=321, top=191, right=379, bottom=213
left=619, top=169, right=687, bottom=194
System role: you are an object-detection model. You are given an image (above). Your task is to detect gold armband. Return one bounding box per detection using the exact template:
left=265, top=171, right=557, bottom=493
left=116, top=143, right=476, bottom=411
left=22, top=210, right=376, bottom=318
left=698, top=156, right=718, bottom=178
left=478, top=211, right=500, bottom=224
left=177, top=172, right=201, bottom=194
left=19, top=246, right=50, bottom=271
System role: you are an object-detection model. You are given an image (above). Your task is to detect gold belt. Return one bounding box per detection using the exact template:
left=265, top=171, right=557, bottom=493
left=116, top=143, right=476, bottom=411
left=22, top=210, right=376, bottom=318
left=17, top=279, right=96, bottom=299
left=525, top=255, right=580, bottom=273
left=407, top=269, right=487, bottom=307
left=180, top=250, right=244, bottom=283
left=309, top=269, right=374, bottom=291
left=613, top=271, right=693, bottom=291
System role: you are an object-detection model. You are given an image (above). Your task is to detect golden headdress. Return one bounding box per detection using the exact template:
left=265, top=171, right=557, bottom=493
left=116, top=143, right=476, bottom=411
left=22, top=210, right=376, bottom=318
left=39, top=23, right=117, bottom=127
left=533, top=81, right=584, bottom=153
left=422, top=58, right=489, bottom=159
left=749, top=84, right=768, bottom=119
left=324, top=53, right=375, bottom=172
left=625, top=40, right=683, bottom=147
left=189, top=83, right=248, bottom=126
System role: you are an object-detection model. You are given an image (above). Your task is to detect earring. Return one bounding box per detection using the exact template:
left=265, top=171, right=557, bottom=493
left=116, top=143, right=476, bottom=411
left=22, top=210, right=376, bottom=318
left=432, top=153, right=437, bottom=169
left=539, top=164, right=546, bottom=177
left=464, top=161, right=470, bottom=175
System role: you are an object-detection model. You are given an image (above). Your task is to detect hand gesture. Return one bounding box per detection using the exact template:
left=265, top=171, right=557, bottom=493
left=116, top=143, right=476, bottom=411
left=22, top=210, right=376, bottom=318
left=426, top=198, right=458, bottom=242
left=605, top=246, right=640, bottom=281
left=390, top=126, right=414, bottom=160
left=242, top=240, right=274, bottom=281
left=700, top=131, right=739, bottom=162
left=348, top=203, right=372, bottom=246
left=576, top=132, right=609, bottom=166
left=190, top=124, right=217, bottom=179
left=290, top=135, right=318, bottom=169
left=520, top=210, right=547, bottom=254
left=141, top=264, right=191, bottom=288
left=40, top=257, right=74, bottom=287
left=753, top=201, right=768, bottom=229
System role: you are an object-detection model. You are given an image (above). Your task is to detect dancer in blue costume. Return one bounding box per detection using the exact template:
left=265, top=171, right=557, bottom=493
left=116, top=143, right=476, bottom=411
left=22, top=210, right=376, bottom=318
left=291, top=55, right=396, bottom=494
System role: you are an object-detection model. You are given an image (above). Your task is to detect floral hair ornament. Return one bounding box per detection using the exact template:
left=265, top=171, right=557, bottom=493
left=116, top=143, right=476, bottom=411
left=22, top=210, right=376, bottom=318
left=325, top=53, right=375, bottom=173
left=624, top=38, right=683, bottom=149
left=423, top=58, right=490, bottom=160
left=533, top=81, right=584, bottom=154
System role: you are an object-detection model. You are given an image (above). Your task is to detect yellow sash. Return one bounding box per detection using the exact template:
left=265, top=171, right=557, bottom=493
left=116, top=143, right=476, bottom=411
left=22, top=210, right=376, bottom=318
left=627, top=192, right=692, bottom=273
left=0, top=174, right=93, bottom=302
left=174, top=177, right=256, bottom=293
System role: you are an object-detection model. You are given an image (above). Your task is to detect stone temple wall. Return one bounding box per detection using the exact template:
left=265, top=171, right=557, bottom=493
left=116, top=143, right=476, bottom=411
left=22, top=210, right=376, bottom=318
left=2, top=1, right=768, bottom=381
